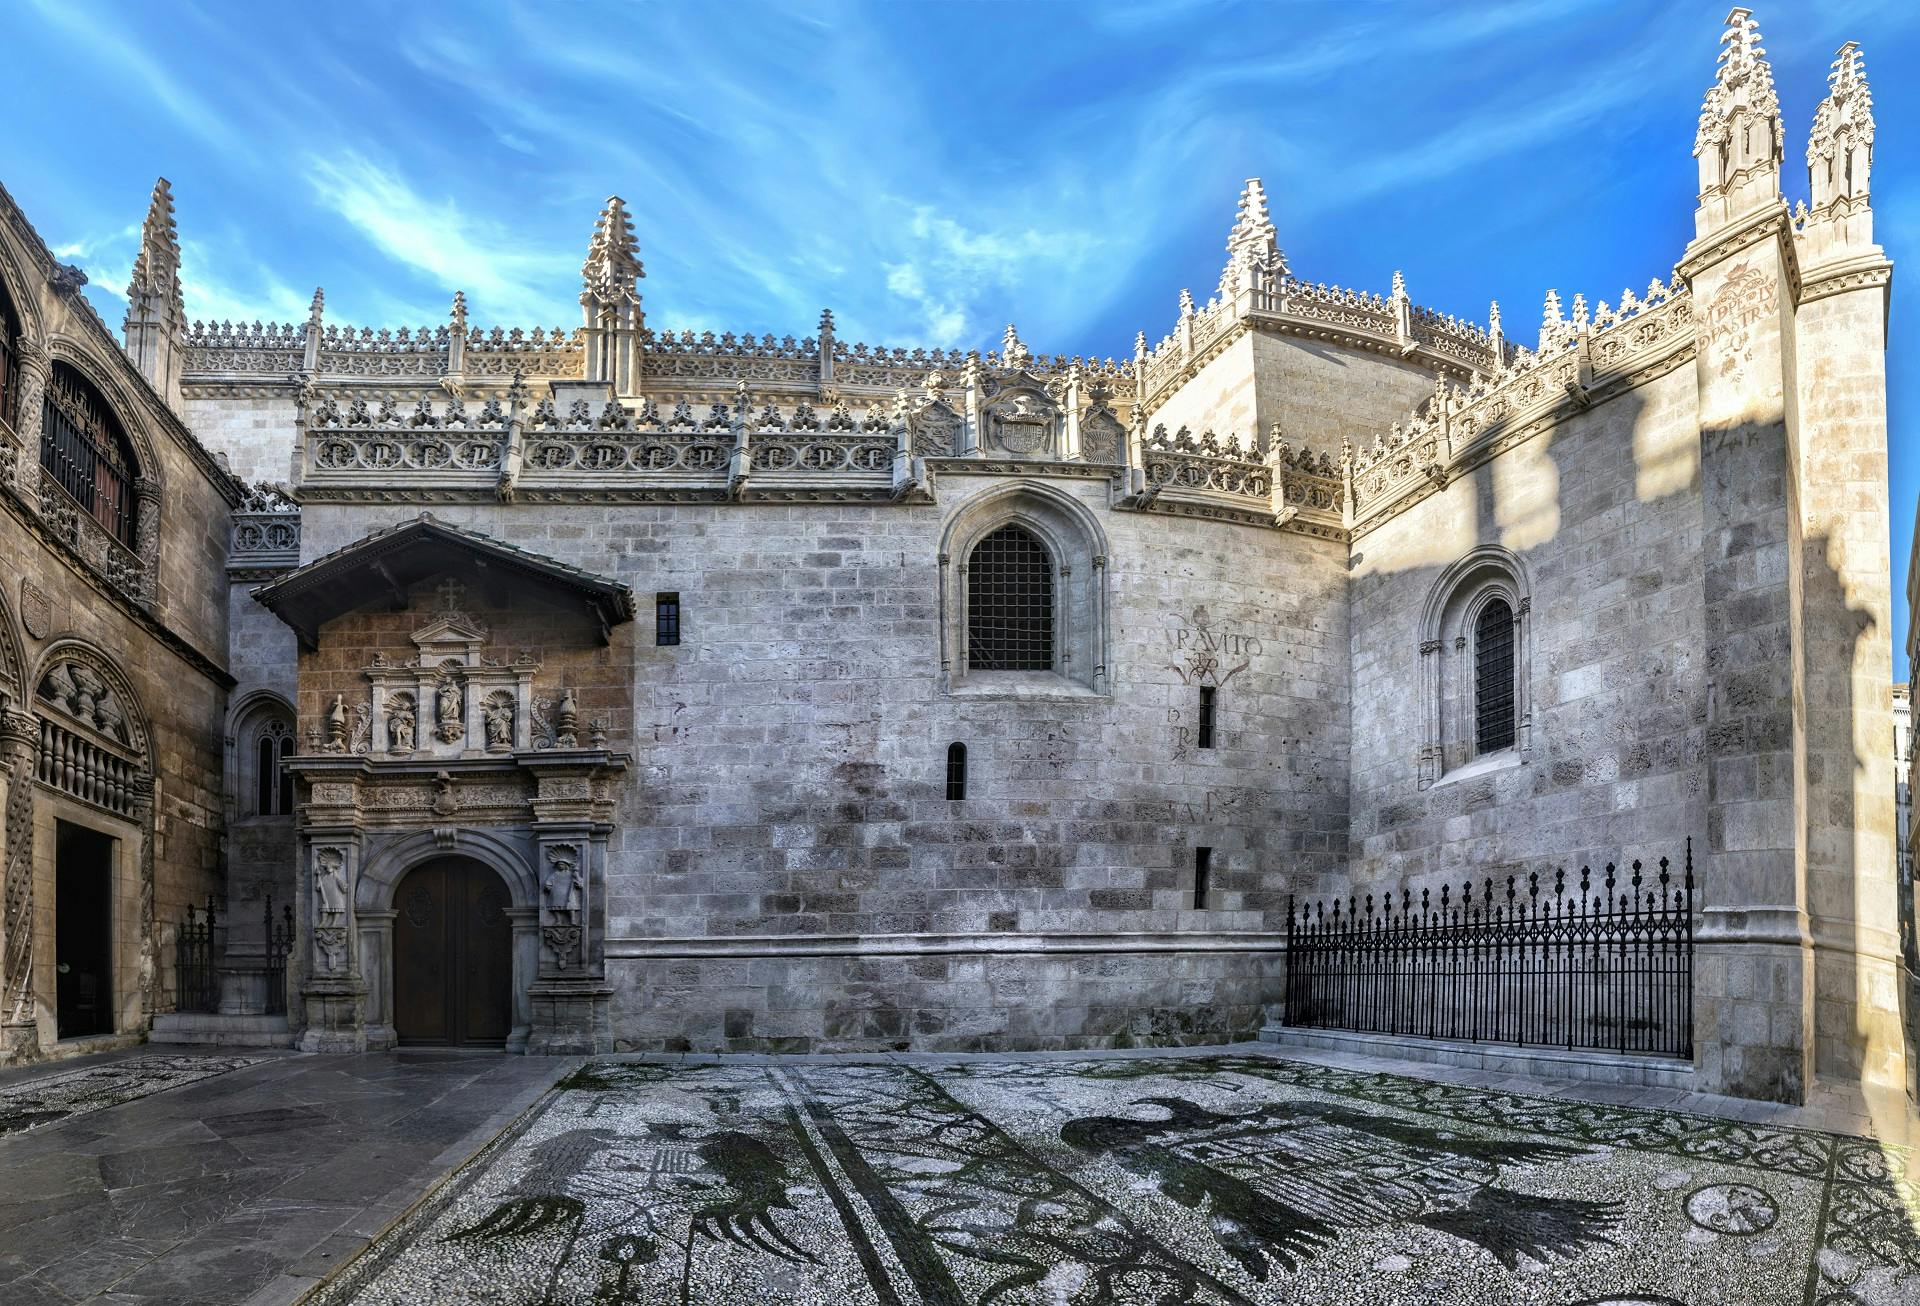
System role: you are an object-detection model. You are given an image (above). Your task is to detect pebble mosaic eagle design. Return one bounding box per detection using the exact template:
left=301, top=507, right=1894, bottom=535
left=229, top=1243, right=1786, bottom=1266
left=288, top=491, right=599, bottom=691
left=1059, top=1095, right=1624, bottom=1278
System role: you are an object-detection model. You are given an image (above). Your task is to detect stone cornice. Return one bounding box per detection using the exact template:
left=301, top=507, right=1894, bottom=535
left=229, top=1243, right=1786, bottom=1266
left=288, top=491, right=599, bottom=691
left=1797, top=250, right=1894, bottom=310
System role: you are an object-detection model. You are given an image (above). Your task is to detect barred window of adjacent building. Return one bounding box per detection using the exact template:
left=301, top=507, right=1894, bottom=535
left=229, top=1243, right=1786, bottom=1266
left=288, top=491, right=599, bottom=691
left=966, top=524, right=1054, bottom=671
left=1474, top=597, right=1517, bottom=754
left=0, top=279, right=19, bottom=431
left=41, top=362, right=137, bottom=548
left=946, top=742, right=967, bottom=800
left=655, top=592, right=680, bottom=646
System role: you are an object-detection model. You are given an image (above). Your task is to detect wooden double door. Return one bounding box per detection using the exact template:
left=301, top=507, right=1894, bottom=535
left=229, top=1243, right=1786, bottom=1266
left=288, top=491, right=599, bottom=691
left=393, top=858, right=513, bottom=1046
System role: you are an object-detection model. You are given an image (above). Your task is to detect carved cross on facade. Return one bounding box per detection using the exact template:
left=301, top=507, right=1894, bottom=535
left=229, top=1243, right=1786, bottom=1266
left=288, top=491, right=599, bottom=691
left=435, top=578, right=466, bottom=613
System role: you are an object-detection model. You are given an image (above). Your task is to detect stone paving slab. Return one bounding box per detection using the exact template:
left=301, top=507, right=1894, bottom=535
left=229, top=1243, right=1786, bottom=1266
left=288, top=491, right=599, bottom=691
left=0, top=1048, right=572, bottom=1305
left=306, top=1048, right=1920, bottom=1305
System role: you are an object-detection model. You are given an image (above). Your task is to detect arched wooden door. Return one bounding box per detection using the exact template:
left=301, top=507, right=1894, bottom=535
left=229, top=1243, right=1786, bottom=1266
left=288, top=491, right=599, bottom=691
left=392, top=858, right=513, bottom=1047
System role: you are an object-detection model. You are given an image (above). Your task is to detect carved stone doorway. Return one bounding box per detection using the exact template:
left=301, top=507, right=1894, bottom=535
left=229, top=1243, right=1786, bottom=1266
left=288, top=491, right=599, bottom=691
left=55, top=822, right=114, bottom=1039
left=392, top=858, right=512, bottom=1047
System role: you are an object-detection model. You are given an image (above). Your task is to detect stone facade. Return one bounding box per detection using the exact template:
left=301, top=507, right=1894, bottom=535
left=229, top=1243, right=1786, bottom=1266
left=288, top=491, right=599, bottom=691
left=0, top=11, right=1904, bottom=1104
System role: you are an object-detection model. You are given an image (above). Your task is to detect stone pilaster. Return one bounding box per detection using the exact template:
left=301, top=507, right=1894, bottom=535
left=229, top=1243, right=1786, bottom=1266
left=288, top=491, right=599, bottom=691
left=0, top=708, right=39, bottom=1062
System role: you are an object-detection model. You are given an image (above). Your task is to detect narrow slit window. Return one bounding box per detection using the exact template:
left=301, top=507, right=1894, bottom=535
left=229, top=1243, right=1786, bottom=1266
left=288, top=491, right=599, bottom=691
left=1474, top=597, right=1516, bottom=754
left=1193, top=847, right=1212, bottom=910
left=655, top=592, right=681, bottom=646
left=277, top=733, right=295, bottom=814
left=1197, top=686, right=1216, bottom=749
left=254, top=736, right=275, bottom=816
left=945, top=742, right=967, bottom=800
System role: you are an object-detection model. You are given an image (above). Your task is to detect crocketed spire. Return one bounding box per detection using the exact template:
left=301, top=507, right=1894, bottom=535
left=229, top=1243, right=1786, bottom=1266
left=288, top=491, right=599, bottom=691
left=1694, top=8, right=1781, bottom=164
left=581, top=196, right=644, bottom=308
left=1218, top=177, right=1288, bottom=297
left=1807, top=41, right=1873, bottom=203
left=127, top=177, right=182, bottom=316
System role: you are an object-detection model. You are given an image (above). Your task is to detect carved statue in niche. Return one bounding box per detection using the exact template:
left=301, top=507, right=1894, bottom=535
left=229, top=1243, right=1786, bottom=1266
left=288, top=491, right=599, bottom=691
left=540, top=844, right=584, bottom=972
left=434, top=670, right=464, bottom=744
left=387, top=693, right=417, bottom=753
left=313, top=846, right=348, bottom=929
left=542, top=845, right=583, bottom=923
left=482, top=691, right=514, bottom=751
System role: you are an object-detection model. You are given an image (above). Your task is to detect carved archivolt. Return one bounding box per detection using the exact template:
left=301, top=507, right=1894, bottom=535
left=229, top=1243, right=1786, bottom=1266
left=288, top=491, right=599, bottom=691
left=30, top=641, right=149, bottom=761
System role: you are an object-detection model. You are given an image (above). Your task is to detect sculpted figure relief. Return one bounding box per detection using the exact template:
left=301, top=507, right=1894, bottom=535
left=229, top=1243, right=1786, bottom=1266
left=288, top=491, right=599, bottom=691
left=542, top=847, right=583, bottom=922
left=435, top=673, right=464, bottom=744
left=483, top=692, right=514, bottom=750
left=388, top=693, right=416, bottom=752
left=313, top=847, right=348, bottom=925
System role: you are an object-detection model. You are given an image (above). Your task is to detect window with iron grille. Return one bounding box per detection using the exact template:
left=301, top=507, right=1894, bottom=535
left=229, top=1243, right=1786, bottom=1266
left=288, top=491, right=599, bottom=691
left=1474, top=597, right=1516, bottom=753
left=1197, top=686, right=1216, bottom=749
left=41, top=362, right=137, bottom=549
left=0, top=279, right=18, bottom=431
left=945, top=742, right=967, bottom=800
left=966, top=525, right=1054, bottom=671
left=655, top=592, right=680, bottom=646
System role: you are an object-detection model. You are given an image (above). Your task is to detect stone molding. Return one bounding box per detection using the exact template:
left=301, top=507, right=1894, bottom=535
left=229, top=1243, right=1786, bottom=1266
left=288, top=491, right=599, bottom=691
left=603, top=929, right=1289, bottom=960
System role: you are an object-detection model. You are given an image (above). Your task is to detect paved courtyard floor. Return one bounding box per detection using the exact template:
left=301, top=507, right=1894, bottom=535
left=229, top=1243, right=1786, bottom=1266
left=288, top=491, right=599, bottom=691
left=313, top=1050, right=1920, bottom=1306
left=2, top=1045, right=1917, bottom=1305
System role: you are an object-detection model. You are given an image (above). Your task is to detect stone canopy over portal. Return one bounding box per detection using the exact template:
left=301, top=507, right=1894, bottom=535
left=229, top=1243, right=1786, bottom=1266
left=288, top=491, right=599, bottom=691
left=255, top=515, right=636, bottom=1054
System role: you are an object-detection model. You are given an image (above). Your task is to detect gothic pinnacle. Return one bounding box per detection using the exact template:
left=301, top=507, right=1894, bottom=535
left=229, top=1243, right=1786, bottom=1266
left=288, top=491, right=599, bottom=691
left=582, top=195, right=643, bottom=306
left=128, top=176, right=181, bottom=303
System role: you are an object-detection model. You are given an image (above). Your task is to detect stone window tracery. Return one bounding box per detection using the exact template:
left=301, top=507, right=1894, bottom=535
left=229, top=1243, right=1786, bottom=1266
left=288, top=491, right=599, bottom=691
left=40, top=362, right=138, bottom=549
left=253, top=720, right=296, bottom=817
left=938, top=485, right=1111, bottom=695
left=1418, top=546, right=1532, bottom=788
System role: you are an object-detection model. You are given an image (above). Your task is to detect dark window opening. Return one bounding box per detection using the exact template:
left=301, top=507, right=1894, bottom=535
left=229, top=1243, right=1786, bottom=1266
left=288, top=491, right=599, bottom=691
left=1474, top=597, right=1517, bottom=754
left=655, top=592, right=681, bottom=646
left=966, top=524, right=1054, bottom=671
left=1193, top=847, right=1212, bottom=910
left=0, top=278, right=19, bottom=431
left=41, top=362, right=137, bottom=549
left=945, top=742, right=967, bottom=800
left=254, top=736, right=275, bottom=816
left=277, top=733, right=295, bottom=814
left=1197, top=686, right=1216, bottom=749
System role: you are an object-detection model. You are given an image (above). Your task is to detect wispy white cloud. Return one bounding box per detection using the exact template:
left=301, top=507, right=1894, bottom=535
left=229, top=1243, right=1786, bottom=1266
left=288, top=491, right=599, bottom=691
left=305, top=153, right=577, bottom=324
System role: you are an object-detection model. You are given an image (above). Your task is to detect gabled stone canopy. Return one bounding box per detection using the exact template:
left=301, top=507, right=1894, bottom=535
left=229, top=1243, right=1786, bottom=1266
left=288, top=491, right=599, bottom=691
left=251, top=512, right=635, bottom=650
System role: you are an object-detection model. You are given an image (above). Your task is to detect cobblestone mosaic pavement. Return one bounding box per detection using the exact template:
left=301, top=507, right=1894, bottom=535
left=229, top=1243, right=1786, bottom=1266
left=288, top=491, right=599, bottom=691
left=309, top=1053, right=1920, bottom=1305
left=0, top=1052, right=273, bottom=1136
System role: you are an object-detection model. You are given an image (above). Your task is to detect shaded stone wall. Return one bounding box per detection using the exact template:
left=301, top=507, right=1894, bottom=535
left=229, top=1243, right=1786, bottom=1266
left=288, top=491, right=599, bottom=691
left=1346, top=363, right=1708, bottom=891
left=296, top=478, right=1348, bottom=1050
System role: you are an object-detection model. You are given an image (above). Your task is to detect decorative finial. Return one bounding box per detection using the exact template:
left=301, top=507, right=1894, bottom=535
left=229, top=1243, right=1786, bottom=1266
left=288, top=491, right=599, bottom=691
left=1000, top=323, right=1029, bottom=366
left=450, top=291, right=467, bottom=326
left=1178, top=288, right=1195, bottom=318
left=127, top=177, right=182, bottom=312
left=1695, top=7, right=1781, bottom=162
left=1218, top=176, right=1288, bottom=295
left=818, top=308, right=835, bottom=336
left=1807, top=40, right=1874, bottom=207
left=581, top=195, right=644, bottom=307
left=309, top=287, right=325, bottom=326
left=1390, top=269, right=1407, bottom=300
left=1134, top=330, right=1148, bottom=355
left=1488, top=300, right=1502, bottom=333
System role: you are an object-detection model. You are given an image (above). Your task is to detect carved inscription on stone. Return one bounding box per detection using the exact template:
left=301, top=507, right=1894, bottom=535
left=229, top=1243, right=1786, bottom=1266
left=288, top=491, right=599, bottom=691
left=1704, top=262, right=1778, bottom=381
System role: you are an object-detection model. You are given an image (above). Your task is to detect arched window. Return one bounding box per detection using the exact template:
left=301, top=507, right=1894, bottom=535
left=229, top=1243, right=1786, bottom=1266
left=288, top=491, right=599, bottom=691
left=1417, top=547, right=1531, bottom=788
left=248, top=716, right=296, bottom=817
left=0, top=278, right=19, bottom=431
left=946, top=742, right=967, bottom=800
left=41, top=362, right=137, bottom=549
left=967, top=524, right=1053, bottom=671
left=1473, top=598, right=1517, bottom=754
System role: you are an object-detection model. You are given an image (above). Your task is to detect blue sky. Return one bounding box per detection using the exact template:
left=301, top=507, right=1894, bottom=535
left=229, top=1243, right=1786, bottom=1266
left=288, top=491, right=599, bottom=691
left=5, top=0, right=1918, bottom=666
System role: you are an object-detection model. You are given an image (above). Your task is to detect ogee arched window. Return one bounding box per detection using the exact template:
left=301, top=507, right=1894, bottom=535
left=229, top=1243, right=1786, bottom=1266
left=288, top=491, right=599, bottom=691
left=966, top=524, right=1054, bottom=671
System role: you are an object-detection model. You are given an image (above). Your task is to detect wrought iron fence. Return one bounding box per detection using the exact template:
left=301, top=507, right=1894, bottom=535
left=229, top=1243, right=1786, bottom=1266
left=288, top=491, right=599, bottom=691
left=264, top=894, right=294, bottom=1017
left=176, top=895, right=219, bottom=1014
left=1284, top=844, right=1695, bottom=1059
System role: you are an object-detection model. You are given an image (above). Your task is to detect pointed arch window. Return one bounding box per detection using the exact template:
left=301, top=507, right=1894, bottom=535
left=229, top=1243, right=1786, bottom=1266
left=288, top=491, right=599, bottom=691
left=41, top=362, right=137, bottom=549
left=0, top=278, right=19, bottom=432
left=966, top=524, right=1054, bottom=671
left=250, top=718, right=296, bottom=817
